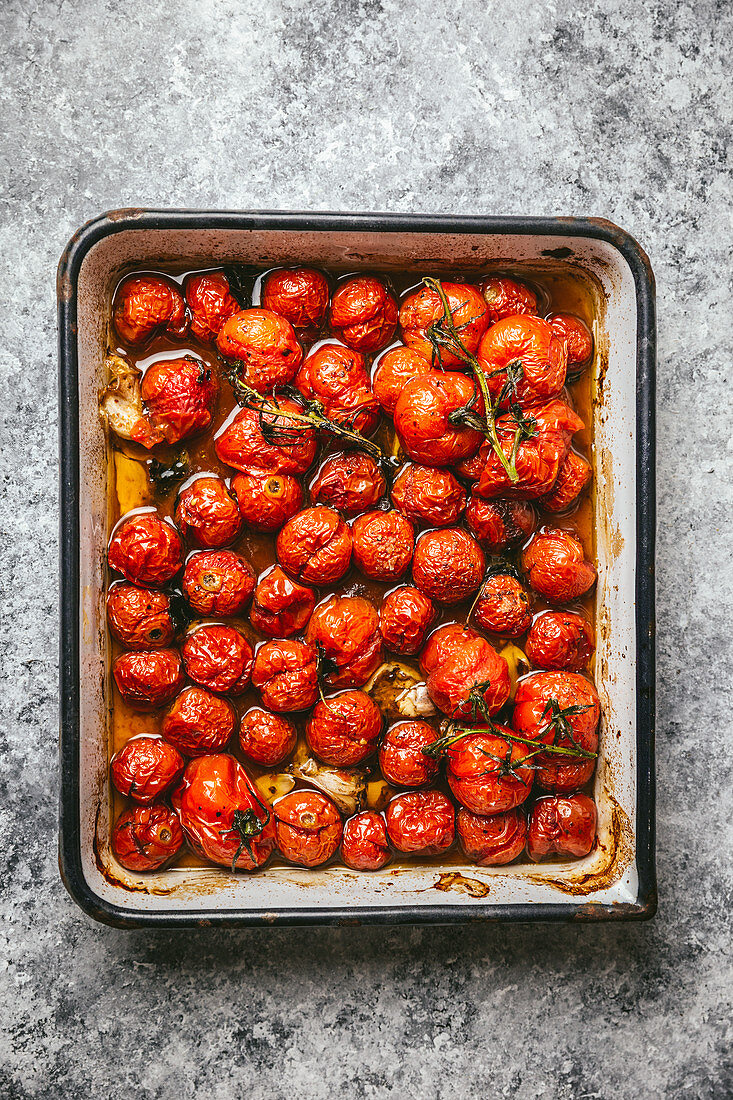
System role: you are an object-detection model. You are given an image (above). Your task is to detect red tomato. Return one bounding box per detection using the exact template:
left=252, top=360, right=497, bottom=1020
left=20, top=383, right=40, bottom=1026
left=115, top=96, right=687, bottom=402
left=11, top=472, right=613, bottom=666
left=251, top=639, right=318, bottom=712
left=547, top=313, right=594, bottom=367
left=309, top=451, right=385, bottom=516
left=393, top=372, right=483, bottom=467
left=260, top=267, right=330, bottom=332
left=176, top=754, right=276, bottom=870
left=306, top=690, right=383, bottom=766
left=426, top=634, right=510, bottom=718
left=341, top=812, right=391, bottom=871
left=525, top=611, right=595, bottom=672
left=239, top=706, right=297, bottom=766
left=378, top=720, right=439, bottom=787
left=522, top=527, right=596, bottom=602
left=419, top=623, right=482, bottom=677
left=139, top=357, right=219, bottom=446
left=399, top=282, right=488, bottom=366
left=305, top=596, right=382, bottom=688
left=113, top=274, right=188, bottom=346
left=182, top=550, right=255, bottom=616
left=379, top=586, right=435, bottom=655
left=111, top=734, right=183, bottom=802
left=351, top=510, right=414, bottom=581
left=541, top=450, right=592, bottom=512
left=108, top=511, right=183, bottom=588
left=527, top=794, right=597, bottom=861
left=385, top=790, right=455, bottom=855
left=477, top=315, right=567, bottom=406
left=231, top=471, right=303, bottom=531
left=276, top=507, right=353, bottom=585
left=111, top=803, right=184, bottom=872
left=162, top=686, right=237, bottom=756
left=478, top=276, right=538, bottom=325
left=446, top=729, right=533, bottom=814
left=214, top=397, right=317, bottom=476
left=184, top=271, right=240, bottom=342
left=215, top=308, right=303, bottom=393
left=274, top=790, right=343, bottom=867
left=106, top=582, right=175, bottom=649
left=113, top=649, right=185, bottom=710
left=328, top=275, right=398, bottom=352
left=412, top=528, right=485, bottom=604
left=391, top=463, right=466, bottom=527
left=512, top=671, right=599, bottom=793
left=249, top=566, right=315, bottom=637
left=295, top=343, right=380, bottom=435
left=372, top=345, right=432, bottom=414
left=457, top=806, right=527, bottom=866
left=473, top=574, right=532, bottom=637
left=465, top=496, right=536, bottom=550
left=181, top=624, right=253, bottom=695
left=175, top=477, right=242, bottom=548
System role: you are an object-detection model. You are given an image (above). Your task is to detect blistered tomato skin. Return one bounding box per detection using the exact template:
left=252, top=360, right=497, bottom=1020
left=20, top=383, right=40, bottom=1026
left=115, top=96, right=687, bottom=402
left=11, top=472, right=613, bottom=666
left=541, top=451, right=592, bottom=513
left=512, top=671, right=599, bottom=793
left=419, top=623, right=483, bottom=677
left=215, top=308, right=303, bottom=393
left=162, top=686, right=237, bottom=756
left=478, top=315, right=568, bottom=407
left=276, top=507, right=353, bottom=585
left=378, top=720, right=439, bottom=788
left=385, top=791, right=456, bottom=856
left=239, top=706, right=297, bottom=766
left=181, top=625, right=254, bottom=696
left=309, top=451, right=385, bottom=516
left=113, top=274, right=188, bottom=346
left=140, top=357, right=219, bottom=445
left=426, top=634, right=510, bottom=718
left=295, top=343, right=380, bottom=435
left=214, top=398, right=317, bottom=476
left=106, top=583, right=175, bottom=649
left=412, top=528, right=485, bottom=604
left=527, top=794, right=597, bottom=861
left=478, top=276, right=538, bottom=325
left=351, top=510, right=414, bottom=582
left=274, top=790, right=343, bottom=867
left=473, top=574, right=532, bottom=637
left=341, top=812, right=391, bottom=871
left=175, top=477, right=242, bottom=548
left=306, top=690, right=383, bottom=766
left=111, top=803, right=184, bottom=872
left=399, top=282, right=488, bottom=366
left=184, top=271, right=240, bottom=343
left=547, top=313, right=594, bottom=367
left=525, top=611, right=595, bottom=672
left=465, top=497, right=536, bottom=550
left=447, top=729, right=534, bottom=815
left=110, top=735, right=184, bottom=803
left=457, top=806, right=528, bottom=866
left=328, top=275, right=398, bottom=352
left=182, top=550, right=255, bottom=616
left=232, top=472, right=303, bottom=531
left=113, top=649, right=185, bottom=710
left=249, top=566, right=315, bottom=637
left=108, top=512, right=183, bottom=588
left=372, top=346, right=432, bottom=414
left=251, top=639, right=318, bottom=712
left=379, top=586, right=435, bottom=655
left=474, top=400, right=584, bottom=501
left=261, top=267, right=330, bottom=332
left=305, top=596, right=382, bottom=688
left=391, top=464, right=466, bottom=527
left=394, top=372, right=483, bottom=467
left=522, top=528, right=597, bottom=602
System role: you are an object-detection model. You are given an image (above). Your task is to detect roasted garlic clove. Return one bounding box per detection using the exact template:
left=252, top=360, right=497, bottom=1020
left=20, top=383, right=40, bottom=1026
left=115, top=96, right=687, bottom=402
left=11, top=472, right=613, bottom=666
left=365, top=779, right=392, bottom=812
left=500, top=643, right=531, bottom=700
left=99, top=356, right=145, bottom=439
left=290, top=756, right=366, bottom=816
left=365, top=661, right=437, bottom=721
left=254, top=772, right=296, bottom=802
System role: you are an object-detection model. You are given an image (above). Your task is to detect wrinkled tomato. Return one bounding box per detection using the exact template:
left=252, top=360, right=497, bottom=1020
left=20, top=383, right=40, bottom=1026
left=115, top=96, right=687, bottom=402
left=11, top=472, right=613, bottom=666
left=378, top=586, right=435, bottom=655
left=111, top=803, right=184, bottom=872
left=175, top=476, right=242, bottom=548
left=113, top=649, right=185, bottom=710
left=214, top=397, right=317, bottom=476
left=385, top=790, right=455, bottom=856
left=216, top=308, right=303, bottom=393
left=276, top=506, right=353, bottom=585
left=113, top=274, right=188, bottom=347
left=184, top=271, right=240, bottom=343
left=446, top=729, right=533, bottom=815
left=541, top=450, right=592, bottom=513
left=309, top=451, right=385, bottom=516
left=239, top=706, right=297, bottom=766
left=457, top=806, right=527, bottom=866
left=305, top=595, right=382, bottom=688
left=525, top=611, right=595, bottom=672
left=108, top=511, right=183, bottom=588
left=111, top=734, right=183, bottom=802
left=274, top=790, right=343, bottom=867
left=295, top=343, right=380, bottom=435
left=477, top=315, right=567, bottom=406
left=512, top=671, right=599, bottom=793
left=181, top=624, right=253, bottom=695
left=162, top=685, right=237, bottom=756
left=547, top=313, right=594, bottom=368
left=412, top=528, right=485, bottom=604
left=393, top=372, right=483, bottom=467
left=425, top=633, right=510, bottom=718
left=306, top=689, right=383, bottom=766
left=182, top=550, right=255, bottom=616
left=107, top=582, right=176, bottom=649
left=251, top=639, right=318, bottom=712
left=391, top=463, right=466, bottom=527
left=138, top=356, right=218, bottom=446
left=351, top=509, right=414, bottom=581
left=328, top=275, right=398, bottom=352
left=372, top=345, right=432, bottom=414
left=341, top=811, right=391, bottom=871
left=419, top=623, right=482, bottom=677
left=478, top=276, right=538, bottom=325
left=522, top=527, right=596, bottom=602
left=261, top=267, right=330, bottom=333
left=378, top=720, right=439, bottom=788
left=527, top=793, right=597, bottom=861
left=249, top=565, right=315, bottom=637
left=472, top=573, right=532, bottom=637
left=399, top=282, right=488, bottom=366
left=465, top=496, right=536, bottom=550
left=231, top=471, right=303, bottom=531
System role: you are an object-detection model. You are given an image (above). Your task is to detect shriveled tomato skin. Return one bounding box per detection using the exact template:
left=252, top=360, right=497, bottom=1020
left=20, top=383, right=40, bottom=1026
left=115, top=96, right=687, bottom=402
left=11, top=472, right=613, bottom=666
left=107, top=582, right=175, bottom=649
left=372, top=345, right=432, bottom=414
left=295, top=343, right=380, bottom=435
left=525, top=611, right=595, bottom=672
left=309, top=452, right=385, bottom=517
left=141, top=357, right=219, bottom=445
left=522, top=528, right=596, bottom=602
left=232, top=472, right=303, bottom=532
left=277, top=507, right=353, bottom=585
left=378, top=720, right=439, bottom=788
left=473, top=574, right=532, bottom=637
left=274, top=790, right=343, bottom=867
left=181, top=625, right=253, bottom=695
left=478, top=315, right=567, bottom=406
left=465, top=497, right=536, bottom=550
left=541, top=451, right=592, bottom=513
left=426, top=635, right=510, bottom=718
left=306, top=690, right=383, bottom=766
left=108, top=512, right=183, bottom=588
left=251, top=639, right=318, bottom=712
left=527, top=794, right=597, bottom=861
left=305, top=596, right=382, bottom=688
left=512, top=670, right=599, bottom=792
left=249, top=566, right=315, bottom=637
left=175, top=477, right=242, bottom=548
left=216, top=308, right=303, bottom=393
left=261, top=267, right=330, bottom=332
left=182, top=550, right=255, bottom=616
left=112, top=803, right=184, bottom=872
left=341, top=812, right=391, bottom=871
left=113, top=274, right=188, bottom=346
left=547, top=313, right=594, bottom=367
left=399, top=282, right=488, bottom=366
left=113, top=649, right=185, bottom=710
left=457, top=806, right=527, bottom=866
left=111, top=734, right=184, bottom=802
left=447, top=729, right=533, bottom=815
left=478, top=276, right=538, bottom=325
left=351, top=510, right=414, bottom=581
left=239, top=706, right=297, bottom=766
left=162, top=686, right=237, bottom=756
left=394, top=372, right=483, bottom=468
left=184, top=271, right=240, bottom=342
left=385, top=790, right=455, bottom=856
left=328, top=275, right=398, bottom=352
left=379, top=586, right=435, bottom=655
left=412, top=528, right=485, bottom=604
left=391, top=464, right=466, bottom=527
left=214, top=399, right=317, bottom=476
left=419, top=623, right=482, bottom=678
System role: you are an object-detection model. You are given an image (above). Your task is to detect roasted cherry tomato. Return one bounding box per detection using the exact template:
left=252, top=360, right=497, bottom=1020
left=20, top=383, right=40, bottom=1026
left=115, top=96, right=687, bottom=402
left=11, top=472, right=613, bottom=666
left=477, top=315, right=567, bottom=406
left=261, top=267, right=330, bottom=332
left=113, top=274, right=188, bottom=346
left=231, top=471, right=303, bottom=531
left=276, top=506, right=353, bottom=585
left=111, top=734, right=183, bottom=802
left=378, top=586, right=435, bottom=655
left=181, top=624, right=253, bottom=695
left=174, top=476, right=242, bottom=548
left=541, top=450, right=592, bottom=513
left=239, top=706, right=297, bottom=766
left=162, top=686, right=237, bottom=756
left=111, top=803, right=184, bottom=872
left=251, top=639, right=318, bottom=711
left=106, top=582, right=176, bottom=649
left=399, top=282, right=488, bottom=366
left=108, top=511, right=183, bottom=588
left=420, top=623, right=482, bottom=676
left=176, top=753, right=275, bottom=870
left=457, top=806, right=527, bottom=866
left=465, top=496, right=536, bottom=550
left=184, top=271, right=240, bottom=343
left=547, top=313, right=594, bottom=368
left=474, top=400, right=584, bottom=501
left=378, top=720, right=439, bottom=788
left=295, top=343, right=380, bottom=435
left=478, top=276, right=538, bottom=325
left=412, top=528, right=485, bottom=604
left=305, top=596, right=382, bottom=688
left=446, top=729, right=533, bottom=815
left=328, top=275, right=398, bottom=352
left=113, top=649, right=185, bottom=710
left=525, top=611, right=595, bottom=672
left=351, top=510, right=414, bottom=581
left=391, top=463, right=466, bottom=527
left=425, top=633, right=510, bottom=718
left=140, top=356, right=218, bottom=446
left=341, top=811, right=391, bottom=871
left=393, top=372, right=483, bottom=467
left=215, top=397, right=317, bottom=476
left=306, top=689, right=383, bottom=766
left=472, top=573, right=532, bottom=637
left=527, top=793, right=597, bottom=861
left=372, top=345, right=432, bottom=414
left=385, top=790, right=455, bottom=856
left=215, top=308, right=303, bottom=393
left=274, top=790, right=343, bottom=867
left=522, top=527, right=596, bottom=602
left=309, top=451, right=385, bottom=516
left=512, top=671, right=599, bottom=793
left=249, top=565, right=315, bottom=637
left=182, top=550, right=255, bottom=616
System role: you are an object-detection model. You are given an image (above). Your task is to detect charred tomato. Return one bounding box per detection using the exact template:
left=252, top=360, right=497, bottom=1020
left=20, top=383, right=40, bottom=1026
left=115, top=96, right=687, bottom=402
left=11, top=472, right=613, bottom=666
left=465, top=497, right=536, bottom=551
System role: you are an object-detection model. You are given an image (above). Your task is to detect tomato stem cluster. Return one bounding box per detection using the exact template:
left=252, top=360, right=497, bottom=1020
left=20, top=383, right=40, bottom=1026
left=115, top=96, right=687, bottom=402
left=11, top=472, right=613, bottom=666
left=220, top=807, right=271, bottom=873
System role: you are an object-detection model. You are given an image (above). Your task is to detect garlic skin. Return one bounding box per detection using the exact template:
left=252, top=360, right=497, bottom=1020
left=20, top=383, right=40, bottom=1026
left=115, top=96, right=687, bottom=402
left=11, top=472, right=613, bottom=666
left=365, top=662, right=437, bottom=721
left=99, top=355, right=146, bottom=439
left=289, top=756, right=366, bottom=816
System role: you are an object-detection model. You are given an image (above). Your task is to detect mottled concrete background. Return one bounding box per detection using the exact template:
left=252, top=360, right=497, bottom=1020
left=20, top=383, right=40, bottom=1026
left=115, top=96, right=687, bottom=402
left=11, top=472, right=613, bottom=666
left=1, top=0, right=731, bottom=1096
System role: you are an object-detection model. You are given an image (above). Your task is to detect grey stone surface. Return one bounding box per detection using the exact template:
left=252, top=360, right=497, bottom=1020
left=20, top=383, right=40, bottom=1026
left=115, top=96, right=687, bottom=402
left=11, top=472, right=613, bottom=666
left=1, top=0, right=731, bottom=1096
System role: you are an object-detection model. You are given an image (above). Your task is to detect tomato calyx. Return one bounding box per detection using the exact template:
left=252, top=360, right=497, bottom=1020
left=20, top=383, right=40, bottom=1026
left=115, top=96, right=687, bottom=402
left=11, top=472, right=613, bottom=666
left=219, top=807, right=271, bottom=872
left=539, top=697, right=594, bottom=751
left=314, top=642, right=339, bottom=710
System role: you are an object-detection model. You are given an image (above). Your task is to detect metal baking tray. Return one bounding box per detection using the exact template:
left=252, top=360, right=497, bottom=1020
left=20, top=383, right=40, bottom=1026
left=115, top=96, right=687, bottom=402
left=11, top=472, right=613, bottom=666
left=58, top=211, right=656, bottom=926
